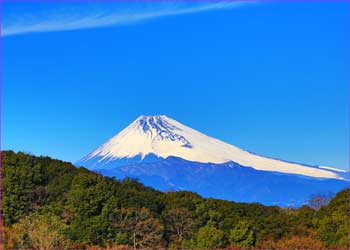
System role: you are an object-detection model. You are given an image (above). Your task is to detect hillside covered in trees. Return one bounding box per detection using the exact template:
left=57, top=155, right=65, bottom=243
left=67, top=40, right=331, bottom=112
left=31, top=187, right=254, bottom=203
left=2, top=150, right=349, bottom=249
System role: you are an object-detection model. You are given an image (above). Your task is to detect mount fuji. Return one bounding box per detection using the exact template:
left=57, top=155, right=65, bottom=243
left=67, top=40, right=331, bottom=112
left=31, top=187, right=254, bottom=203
left=76, top=115, right=348, bottom=207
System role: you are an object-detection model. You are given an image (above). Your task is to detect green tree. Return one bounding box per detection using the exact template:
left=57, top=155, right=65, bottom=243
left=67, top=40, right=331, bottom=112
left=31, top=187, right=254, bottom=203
left=2, top=153, right=44, bottom=225
left=229, top=220, right=256, bottom=247
left=195, top=223, right=226, bottom=248
left=316, top=188, right=350, bottom=247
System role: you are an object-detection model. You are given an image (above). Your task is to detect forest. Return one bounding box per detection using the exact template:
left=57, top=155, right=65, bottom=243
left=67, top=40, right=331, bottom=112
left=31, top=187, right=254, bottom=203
left=2, top=150, right=349, bottom=250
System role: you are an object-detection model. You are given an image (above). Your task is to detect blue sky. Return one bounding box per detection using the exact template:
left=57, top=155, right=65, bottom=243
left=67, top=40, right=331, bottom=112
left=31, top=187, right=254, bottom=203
left=2, top=1, right=349, bottom=169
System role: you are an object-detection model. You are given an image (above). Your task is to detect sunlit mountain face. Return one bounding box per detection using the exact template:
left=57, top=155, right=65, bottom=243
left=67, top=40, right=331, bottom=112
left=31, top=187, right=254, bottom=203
left=76, top=115, right=348, bottom=207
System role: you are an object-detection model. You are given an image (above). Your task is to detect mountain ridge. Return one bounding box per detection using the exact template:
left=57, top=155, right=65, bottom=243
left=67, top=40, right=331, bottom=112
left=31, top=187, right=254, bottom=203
left=95, top=156, right=347, bottom=207
left=77, top=115, right=345, bottom=180
left=75, top=115, right=349, bottom=206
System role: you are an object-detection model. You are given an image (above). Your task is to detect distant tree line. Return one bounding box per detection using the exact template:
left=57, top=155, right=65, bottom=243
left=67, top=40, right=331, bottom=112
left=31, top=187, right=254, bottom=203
left=2, top=150, right=349, bottom=249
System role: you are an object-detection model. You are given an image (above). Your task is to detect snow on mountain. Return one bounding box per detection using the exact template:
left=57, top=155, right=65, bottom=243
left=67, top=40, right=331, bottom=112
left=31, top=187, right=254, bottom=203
left=78, top=115, right=345, bottom=180
left=98, top=157, right=348, bottom=207
left=319, top=165, right=347, bottom=173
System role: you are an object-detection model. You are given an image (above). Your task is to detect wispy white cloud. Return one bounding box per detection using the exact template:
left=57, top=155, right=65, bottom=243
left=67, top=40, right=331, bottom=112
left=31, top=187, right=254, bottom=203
left=2, top=1, right=253, bottom=37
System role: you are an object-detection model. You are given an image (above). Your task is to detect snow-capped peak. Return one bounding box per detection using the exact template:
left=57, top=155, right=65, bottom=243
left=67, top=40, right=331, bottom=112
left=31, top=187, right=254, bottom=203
left=80, top=115, right=345, bottom=180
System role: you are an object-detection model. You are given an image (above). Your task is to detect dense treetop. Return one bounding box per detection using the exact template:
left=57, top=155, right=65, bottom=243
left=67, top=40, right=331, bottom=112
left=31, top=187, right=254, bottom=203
left=2, top=150, right=349, bottom=249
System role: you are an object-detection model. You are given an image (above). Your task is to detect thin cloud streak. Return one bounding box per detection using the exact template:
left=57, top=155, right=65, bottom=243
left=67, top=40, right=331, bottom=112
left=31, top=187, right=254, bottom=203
left=2, top=1, right=253, bottom=37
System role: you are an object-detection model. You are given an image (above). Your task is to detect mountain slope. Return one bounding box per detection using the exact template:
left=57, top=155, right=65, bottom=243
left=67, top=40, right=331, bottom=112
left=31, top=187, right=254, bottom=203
left=76, top=115, right=348, bottom=206
left=98, top=156, right=347, bottom=207
left=77, top=115, right=345, bottom=179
